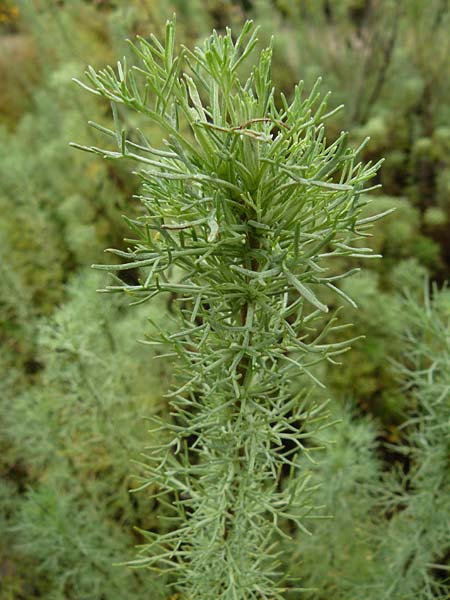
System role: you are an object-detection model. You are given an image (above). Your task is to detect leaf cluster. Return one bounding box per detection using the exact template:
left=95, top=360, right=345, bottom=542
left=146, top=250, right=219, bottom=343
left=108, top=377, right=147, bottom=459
left=74, top=19, right=383, bottom=599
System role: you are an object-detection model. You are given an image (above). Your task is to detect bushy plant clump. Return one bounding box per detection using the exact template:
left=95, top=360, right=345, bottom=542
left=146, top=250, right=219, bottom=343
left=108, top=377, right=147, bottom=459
left=1, top=2, right=449, bottom=598
left=294, top=286, right=450, bottom=599
left=1, top=272, right=170, bottom=599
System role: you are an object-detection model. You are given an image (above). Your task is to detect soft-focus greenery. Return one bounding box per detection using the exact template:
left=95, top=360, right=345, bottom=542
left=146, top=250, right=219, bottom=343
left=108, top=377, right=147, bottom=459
left=0, top=1, right=449, bottom=598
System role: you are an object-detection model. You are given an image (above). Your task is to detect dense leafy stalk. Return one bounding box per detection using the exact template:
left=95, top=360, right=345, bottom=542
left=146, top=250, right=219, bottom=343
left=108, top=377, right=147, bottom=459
left=73, top=20, right=383, bottom=599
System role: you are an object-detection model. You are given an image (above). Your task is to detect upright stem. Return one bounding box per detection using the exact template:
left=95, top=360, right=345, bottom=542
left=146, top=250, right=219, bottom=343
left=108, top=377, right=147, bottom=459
left=74, top=20, right=384, bottom=598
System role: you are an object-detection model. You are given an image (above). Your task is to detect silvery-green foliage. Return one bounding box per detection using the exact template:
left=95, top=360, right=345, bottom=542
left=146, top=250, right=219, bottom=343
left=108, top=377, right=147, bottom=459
left=325, top=286, right=450, bottom=600
left=290, top=404, right=382, bottom=598
left=295, top=286, right=450, bottom=600
left=12, top=483, right=167, bottom=600
left=1, top=271, right=170, bottom=599
left=74, top=20, right=383, bottom=599
left=364, top=286, right=450, bottom=600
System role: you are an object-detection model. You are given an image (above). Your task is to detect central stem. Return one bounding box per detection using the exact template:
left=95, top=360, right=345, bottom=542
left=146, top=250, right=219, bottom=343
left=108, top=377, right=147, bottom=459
left=222, top=222, right=260, bottom=543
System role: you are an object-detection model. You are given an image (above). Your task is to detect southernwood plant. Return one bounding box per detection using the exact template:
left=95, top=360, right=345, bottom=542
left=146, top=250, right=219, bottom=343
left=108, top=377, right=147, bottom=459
left=73, top=20, right=385, bottom=599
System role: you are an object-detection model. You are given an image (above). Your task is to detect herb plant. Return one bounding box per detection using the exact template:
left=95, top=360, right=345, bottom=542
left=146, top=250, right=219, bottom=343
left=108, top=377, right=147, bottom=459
left=293, top=285, right=450, bottom=600
left=73, top=20, right=384, bottom=599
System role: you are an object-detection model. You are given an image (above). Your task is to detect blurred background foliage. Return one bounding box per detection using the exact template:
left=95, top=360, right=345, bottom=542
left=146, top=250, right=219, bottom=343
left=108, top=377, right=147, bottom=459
left=0, top=0, right=448, bottom=598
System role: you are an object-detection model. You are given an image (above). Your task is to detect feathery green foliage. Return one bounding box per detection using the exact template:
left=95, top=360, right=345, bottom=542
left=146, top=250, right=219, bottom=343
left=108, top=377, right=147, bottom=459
left=1, top=271, right=169, bottom=599
left=2, top=3, right=450, bottom=598
left=74, top=19, right=383, bottom=598
left=366, top=286, right=450, bottom=599
left=294, top=286, right=450, bottom=599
